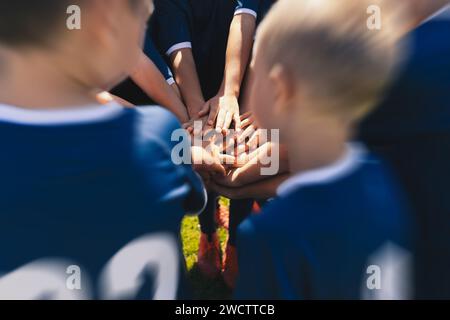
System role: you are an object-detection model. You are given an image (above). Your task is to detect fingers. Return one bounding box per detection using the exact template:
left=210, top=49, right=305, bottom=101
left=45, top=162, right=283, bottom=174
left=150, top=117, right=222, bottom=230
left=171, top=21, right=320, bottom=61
left=233, top=113, right=242, bottom=131
left=223, top=112, right=233, bottom=131
left=221, top=133, right=236, bottom=154
left=248, top=129, right=267, bottom=148
left=235, top=152, right=251, bottom=168
left=197, top=101, right=210, bottom=117
left=219, top=111, right=241, bottom=131
left=240, top=115, right=254, bottom=130
left=215, top=109, right=227, bottom=132
left=240, top=111, right=252, bottom=121
left=219, top=154, right=236, bottom=166
left=238, top=125, right=256, bottom=144
left=207, top=104, right=219, bottom=129
left=182, top=122, right=194, bottom=134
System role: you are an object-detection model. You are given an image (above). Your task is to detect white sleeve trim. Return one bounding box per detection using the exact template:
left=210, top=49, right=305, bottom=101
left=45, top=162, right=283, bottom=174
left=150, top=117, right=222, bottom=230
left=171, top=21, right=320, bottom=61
left=234, top=8, right=258, bottom=19
left=0, top=102, right=124, bottom=125
left=166, top=42, right=192, bottom=56
left=166, top=77, right=175, bottom=86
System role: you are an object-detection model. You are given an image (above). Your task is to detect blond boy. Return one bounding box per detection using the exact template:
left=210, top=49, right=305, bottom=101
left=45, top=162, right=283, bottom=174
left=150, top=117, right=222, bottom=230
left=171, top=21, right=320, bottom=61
left=235, top=0, right=412, bottom=299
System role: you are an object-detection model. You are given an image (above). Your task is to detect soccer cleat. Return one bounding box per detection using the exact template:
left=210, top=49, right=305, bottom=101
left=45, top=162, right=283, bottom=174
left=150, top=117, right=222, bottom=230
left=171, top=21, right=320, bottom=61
left=197, top=232, right=222, bottom=279
left=222, top=244, right=239, bottom=289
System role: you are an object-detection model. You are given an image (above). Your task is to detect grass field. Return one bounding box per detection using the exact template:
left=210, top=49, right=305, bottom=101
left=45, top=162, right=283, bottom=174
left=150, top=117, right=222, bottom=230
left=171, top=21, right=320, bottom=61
left=181, top=198, right=232, bottom=300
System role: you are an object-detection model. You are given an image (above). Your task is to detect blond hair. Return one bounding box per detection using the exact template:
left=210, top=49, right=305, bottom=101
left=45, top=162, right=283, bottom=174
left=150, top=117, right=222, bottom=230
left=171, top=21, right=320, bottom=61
left=256, top=0, right=407, bottom=120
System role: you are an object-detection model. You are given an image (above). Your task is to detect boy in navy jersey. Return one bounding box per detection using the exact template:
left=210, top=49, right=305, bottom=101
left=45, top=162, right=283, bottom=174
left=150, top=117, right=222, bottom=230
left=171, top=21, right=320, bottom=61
left=0, top=0, right=222, bottom=299
left=151, top=0, right=235, bottom=282
left=192, top=0, right=275, bottom=288
left=235, top=0, right=413, bottom=299
left=359, top=0, right=450, bottom=298
left=152, top=0, right=276, bottom=286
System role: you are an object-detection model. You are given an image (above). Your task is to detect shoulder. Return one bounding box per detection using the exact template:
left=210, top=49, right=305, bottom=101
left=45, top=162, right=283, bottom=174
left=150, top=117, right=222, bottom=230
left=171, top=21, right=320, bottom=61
left=128, top=106, right=185, bottom=170
left=133, top=106, right=181, bottom=144
left=130, top=107, right=206, bottom=214
left=357, top=154, right=405, bottom=197
left=238, top=198, right=296, bottom=241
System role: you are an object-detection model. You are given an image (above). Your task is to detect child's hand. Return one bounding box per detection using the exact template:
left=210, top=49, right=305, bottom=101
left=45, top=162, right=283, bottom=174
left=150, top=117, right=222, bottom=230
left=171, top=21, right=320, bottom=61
left=191, top=145, right=226, bottom=184
left=236, top=112, right=265, bottom=149
left=198, top=95, right=241, bottom=132
left=210, top=174, right=291, bottom=200
left=182, top=115, right=207, bottom=136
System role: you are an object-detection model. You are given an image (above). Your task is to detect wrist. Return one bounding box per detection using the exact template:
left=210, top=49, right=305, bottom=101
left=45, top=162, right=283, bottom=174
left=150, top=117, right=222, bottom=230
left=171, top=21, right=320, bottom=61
left=223, top=88, right=240, bottom=99
left=187, top=98, right=205, bottom=118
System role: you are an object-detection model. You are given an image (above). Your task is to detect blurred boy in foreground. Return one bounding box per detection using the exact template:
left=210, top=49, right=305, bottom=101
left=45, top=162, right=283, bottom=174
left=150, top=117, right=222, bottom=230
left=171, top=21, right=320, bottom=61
left=0, top=0, right=220, bottom=299
left=235, top=0, right=413, bottom=299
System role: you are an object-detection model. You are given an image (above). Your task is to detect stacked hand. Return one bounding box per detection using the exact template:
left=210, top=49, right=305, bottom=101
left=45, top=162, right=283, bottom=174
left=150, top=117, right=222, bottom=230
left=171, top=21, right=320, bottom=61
left=185, top=111, right=290, bottom=199
left=198, top=95, right=241, bottom=131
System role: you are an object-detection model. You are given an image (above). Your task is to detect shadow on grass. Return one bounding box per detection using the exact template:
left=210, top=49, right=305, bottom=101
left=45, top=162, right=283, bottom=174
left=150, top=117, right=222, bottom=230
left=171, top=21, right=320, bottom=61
left=187, top=264, right=233, bottom=300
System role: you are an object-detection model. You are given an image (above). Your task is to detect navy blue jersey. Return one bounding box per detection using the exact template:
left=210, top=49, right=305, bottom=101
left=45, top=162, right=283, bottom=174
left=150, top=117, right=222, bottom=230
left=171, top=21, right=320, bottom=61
left=235, top=144, right=412, bottom=300
left=0, top=104, right=205, bottom=299
left=144, top=29, right=175, bottom=85
left=152, top=0, right=236, bottom=100
left=235, top=0, right=275, bottom=24
left=111, top=23, right=175, bottom=106
left=358, top=6, right=450, bottom=298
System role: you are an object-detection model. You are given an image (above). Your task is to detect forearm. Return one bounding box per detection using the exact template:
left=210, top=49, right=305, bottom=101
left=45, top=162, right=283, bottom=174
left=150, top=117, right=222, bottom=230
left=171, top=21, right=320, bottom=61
left=212, top=174, right=291, bottom=200
left=242, top=174, right=290, bottom=199
left=96, top=91, right=134, bottom=107
left=238, top=143, right=289, bottom=176
left=170, top=48, right=205, bottom=118
left=221, top=14, right=256, bottom=98
left=131, top=52, right=189, bottom=123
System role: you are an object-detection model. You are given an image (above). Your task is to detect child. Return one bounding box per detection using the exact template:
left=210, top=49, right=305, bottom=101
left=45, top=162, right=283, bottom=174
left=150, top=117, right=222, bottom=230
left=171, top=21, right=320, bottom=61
left=151, top=0, right=241, bottom=282
left=359, top=0, right=450, bottom=298
left=0, top=0, right=219, bottom=299
left=152, top=0, right=276, bottom=287
left=235, top=0, right=413, bottom=299
left=203, top=0, right=276, bottom=289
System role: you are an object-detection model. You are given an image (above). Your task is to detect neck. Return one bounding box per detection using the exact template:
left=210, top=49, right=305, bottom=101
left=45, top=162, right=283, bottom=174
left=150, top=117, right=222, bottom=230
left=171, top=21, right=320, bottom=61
left=285, top=115, right=350, bottom=175
left=0, top=48, right=98, bottom=109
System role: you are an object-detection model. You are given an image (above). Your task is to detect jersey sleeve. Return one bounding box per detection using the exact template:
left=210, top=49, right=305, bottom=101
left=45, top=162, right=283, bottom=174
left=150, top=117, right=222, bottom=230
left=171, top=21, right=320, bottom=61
left=152, top=0, right=192, bottom=57
left=235, top=0, right=260, bottom=19
left=143, top=34, right=175, bottom=85
left=135, top=107, right=207, bottom=215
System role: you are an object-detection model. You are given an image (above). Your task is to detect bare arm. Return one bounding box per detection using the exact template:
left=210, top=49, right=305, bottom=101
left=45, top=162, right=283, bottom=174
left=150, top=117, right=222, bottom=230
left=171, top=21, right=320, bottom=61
left=96, top=91, right=134, bottom=107
left=169, top=48, right=205, bottom=119
left=216, top=142, right=290, bottom=188
left=131, top=51, right=189, bottom=123
left=210, top=174, right=290, bottom=200
left=222, top=13, right=257, bottom=100
left=199, top=13, right=257, bottom=130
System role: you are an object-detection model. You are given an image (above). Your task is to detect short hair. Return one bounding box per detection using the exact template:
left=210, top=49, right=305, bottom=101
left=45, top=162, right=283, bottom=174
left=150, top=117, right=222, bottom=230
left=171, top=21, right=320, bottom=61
left=0, top=0, right=78, bottom=48
left=256, top=0, right=407, bottom=120
left=0, top=0, right=145, bottom=49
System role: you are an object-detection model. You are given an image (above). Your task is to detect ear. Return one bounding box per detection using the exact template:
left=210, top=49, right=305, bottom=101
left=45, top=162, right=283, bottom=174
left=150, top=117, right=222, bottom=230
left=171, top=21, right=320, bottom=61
left=84, top=0, right=122, bottom=48
left=269, top=64, right=296, bottom=114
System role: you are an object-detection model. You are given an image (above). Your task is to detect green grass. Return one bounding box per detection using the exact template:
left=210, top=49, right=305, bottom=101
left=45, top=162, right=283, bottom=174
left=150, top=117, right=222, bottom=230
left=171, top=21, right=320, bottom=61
left=181, top=198, right=232, bottom=300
